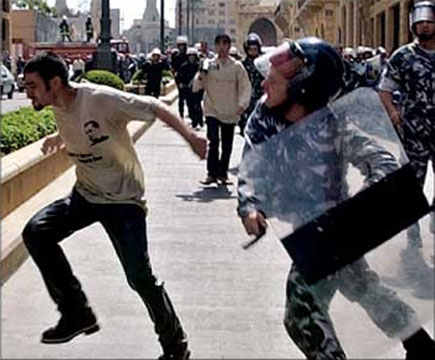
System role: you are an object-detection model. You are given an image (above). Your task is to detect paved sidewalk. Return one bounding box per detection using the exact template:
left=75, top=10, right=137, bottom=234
left=1, top=101, right=433, bottom=359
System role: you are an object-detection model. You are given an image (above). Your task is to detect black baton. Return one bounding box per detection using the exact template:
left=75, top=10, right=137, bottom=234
left=242, top=226, right=266, bottom=250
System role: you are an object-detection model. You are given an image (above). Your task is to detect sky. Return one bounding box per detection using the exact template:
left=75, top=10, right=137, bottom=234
left=46, top=0, right=177, bottom=30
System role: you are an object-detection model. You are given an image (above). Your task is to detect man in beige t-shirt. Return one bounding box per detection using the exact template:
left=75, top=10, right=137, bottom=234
left=22, top=52, right=206, bottom=360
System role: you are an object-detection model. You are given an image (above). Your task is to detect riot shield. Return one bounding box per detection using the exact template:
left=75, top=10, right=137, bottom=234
left=239, top=88, right=434, bottom=353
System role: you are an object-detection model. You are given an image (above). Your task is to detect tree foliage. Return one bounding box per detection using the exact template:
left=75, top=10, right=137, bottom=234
left=13, top=0, right=54, bottom=16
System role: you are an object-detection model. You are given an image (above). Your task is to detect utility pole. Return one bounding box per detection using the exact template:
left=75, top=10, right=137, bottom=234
left=191, top=0, right=195, bottom=44
left=94, top=0, right=117, bottom=72
left=160, top=0, right=165, bottom=51
left=178, top=0, right=182, bottom=35
left=186, top=0, right=190, bottom=39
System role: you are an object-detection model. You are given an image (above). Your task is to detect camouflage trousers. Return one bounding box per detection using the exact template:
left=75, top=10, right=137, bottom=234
left=284, top=258, right=421, bottom=360
left=402, top=134, right=435, bottom=248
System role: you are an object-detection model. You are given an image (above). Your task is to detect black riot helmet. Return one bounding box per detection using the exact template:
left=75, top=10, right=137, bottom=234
left=410, top=1, right=435, bottom=34
left=255, top=37, right=344, bottom=111
left=243, top=33, right=263, bottom=54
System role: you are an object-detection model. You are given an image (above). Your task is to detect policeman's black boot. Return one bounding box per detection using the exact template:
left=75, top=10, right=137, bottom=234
left=158, top=329, right=190, bottom=360
left=41, top=307, right=99, bottom=344
left=403, top=328, right=435, bottom=360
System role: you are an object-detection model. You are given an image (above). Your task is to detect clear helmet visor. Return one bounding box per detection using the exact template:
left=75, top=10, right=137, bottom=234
left=410, top=6, right=435, bottom=25
left=254, top=41, right=306, bottom=79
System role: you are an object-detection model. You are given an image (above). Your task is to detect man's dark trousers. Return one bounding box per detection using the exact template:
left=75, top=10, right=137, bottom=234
left=206, top=116, right=236, bottom=179
left=178, top=86, right=189, bottom=118
left=22, top=189, right=183, bottom=347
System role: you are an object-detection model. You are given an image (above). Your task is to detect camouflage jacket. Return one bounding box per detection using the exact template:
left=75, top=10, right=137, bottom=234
left=379, top=41, right=435, bottom=138
left=241, top=57, right=264, bottom=121
left=237, top=98, right=398, bottom=222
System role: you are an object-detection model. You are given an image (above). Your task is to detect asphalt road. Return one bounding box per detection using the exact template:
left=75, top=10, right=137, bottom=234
left=1, top=91, right=31, bottom=114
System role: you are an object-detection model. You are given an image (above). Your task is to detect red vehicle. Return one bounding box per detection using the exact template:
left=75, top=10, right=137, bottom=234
left=28, top=39, right=130, bottom=61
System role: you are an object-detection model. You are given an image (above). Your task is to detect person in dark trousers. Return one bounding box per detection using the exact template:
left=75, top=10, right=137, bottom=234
left=193, top=34, right=251, bottom=185
left=142, top=48, right=170, bottom=98
left=237, top=36, right=435, bottom=360
left=171, top=36, right=189, bottom=118
left=379, top=0, right=435, bottom=275
left=21, top=51, right=206, bottom=360
left=178, top=47, right=203, bottom=129
left=59, top=16, right=72, bottom=42
left=240, top=33, right=264, bottom=136
left=85, top=17, right=93, bottom=42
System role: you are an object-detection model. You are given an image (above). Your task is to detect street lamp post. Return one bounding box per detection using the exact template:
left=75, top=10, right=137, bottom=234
left=160, top=0, right=165, bottom=51
left=94, top=0, right=117, bottom=72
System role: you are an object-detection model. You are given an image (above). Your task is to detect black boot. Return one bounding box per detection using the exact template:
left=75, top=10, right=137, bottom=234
left=403, top=328, right=435, bottom=360
left=41, top=307, right=99, bottom=344
left=158, top=329, right=190, bottom=360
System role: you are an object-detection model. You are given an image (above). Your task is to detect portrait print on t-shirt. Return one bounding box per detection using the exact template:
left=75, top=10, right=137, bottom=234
left=84, top=120, right=109, bottom=146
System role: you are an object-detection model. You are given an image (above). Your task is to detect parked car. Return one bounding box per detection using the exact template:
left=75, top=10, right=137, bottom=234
left=1, top=63, right=15, bottom=99
left=16, top=73, right=25, bottom=92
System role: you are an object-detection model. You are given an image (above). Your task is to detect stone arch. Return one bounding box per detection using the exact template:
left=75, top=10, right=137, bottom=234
left=248, top=18, right=278, bottom=46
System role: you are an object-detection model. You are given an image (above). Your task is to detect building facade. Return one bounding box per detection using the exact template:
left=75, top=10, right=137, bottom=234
left=237, top=0, right=283, bottom=49
left=11, top=9, right=59, bottom=60
left=122, top=0, right=173, bottom=55
left=175, top=0, right=239, bottom=46
left=174, top=0, right=282, bottom=52
left=276, top=0, right=418, bottom=54
left=274, top=0, right=340, bottom=45
left=1, top=0, right=11, bottom=56
left=90, top=0, right=122, bottom=41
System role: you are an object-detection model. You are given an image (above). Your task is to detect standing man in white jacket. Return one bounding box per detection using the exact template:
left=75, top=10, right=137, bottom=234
left=193, top=34, right=252, bottom=185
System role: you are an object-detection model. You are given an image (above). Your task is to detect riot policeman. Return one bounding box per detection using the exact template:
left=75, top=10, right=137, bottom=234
left=238, top=37, right=435, bottom=360
left=379, top=1, right=435, bottom=258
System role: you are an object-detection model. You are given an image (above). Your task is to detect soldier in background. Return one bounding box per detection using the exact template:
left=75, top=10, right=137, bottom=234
left=239, top=33, right=264, bottom=136
left=179, top=48, right=203, bottom=129
left=59, top=16, right=72, bottom=42
left=143, top=48, right=170, bottom=98
left=379, top=1, right=435, bottom=271
left=171, top=36, right=189, bottom=118
left=85, top=17, right=94, bottom=43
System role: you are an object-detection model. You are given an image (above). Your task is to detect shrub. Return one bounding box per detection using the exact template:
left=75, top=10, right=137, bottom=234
left=131, top=69, right=147, bottom=85
left=1, top=107, right=57, bottom=156
left=82, top=70, right=125, bottom=91
left=162, top=69, right=173, bottom=84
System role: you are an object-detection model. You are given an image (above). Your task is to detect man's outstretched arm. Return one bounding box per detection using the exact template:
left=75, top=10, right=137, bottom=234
left=154, top=102, right=207, bottom=160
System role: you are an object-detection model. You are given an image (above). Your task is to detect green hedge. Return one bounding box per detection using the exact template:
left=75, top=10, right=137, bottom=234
left=131, top=69, right=146, bottom=84
left=81, top=70, right=125, bottom=90
left=131, top=69, right=173, bottom=85
left=1, top=107, right=57, bottom=156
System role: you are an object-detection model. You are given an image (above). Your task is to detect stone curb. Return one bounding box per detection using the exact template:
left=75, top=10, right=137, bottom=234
left=0, top=89, right=179, bottom=286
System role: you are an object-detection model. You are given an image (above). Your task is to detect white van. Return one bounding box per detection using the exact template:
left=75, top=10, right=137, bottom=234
left=1, top=63, right=15, bottom=99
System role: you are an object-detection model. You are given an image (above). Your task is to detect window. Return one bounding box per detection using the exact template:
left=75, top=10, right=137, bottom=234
left=2, top=19, right=6, bottom=42
left=325, top=9, right=333, bottom=16
left=219, top=2, right=225, bottom=7
left=208, top=10, right=215, bottom=16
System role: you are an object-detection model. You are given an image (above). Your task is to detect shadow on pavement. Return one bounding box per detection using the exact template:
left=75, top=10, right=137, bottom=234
left=175, top=185, right=236, bottom=203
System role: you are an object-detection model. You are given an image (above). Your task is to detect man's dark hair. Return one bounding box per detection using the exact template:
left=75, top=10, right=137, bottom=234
left=23, top=51, right=69, bottom=87
left=215, top=34, right=231, bottom=44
